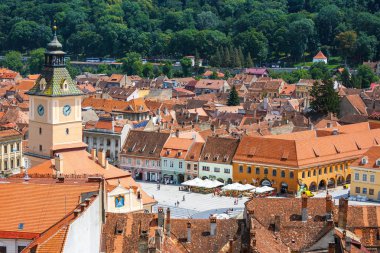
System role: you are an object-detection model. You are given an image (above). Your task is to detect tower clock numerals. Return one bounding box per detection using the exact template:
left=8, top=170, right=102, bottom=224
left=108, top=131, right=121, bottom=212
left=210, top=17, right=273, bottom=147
left=37, top=104, right=44, bottom=116
left=63, top=105, right=71, bottom=116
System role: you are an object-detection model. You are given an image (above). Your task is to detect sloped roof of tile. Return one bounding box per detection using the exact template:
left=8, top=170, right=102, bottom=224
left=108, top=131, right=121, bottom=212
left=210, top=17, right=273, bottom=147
left=0, top=178, right=99, bottom=234
left=245, top=68, right=268, bottom=75
left=195, top=79, right=226, bottom=90
left=199, top=136, right=239, bottom=164
left=313, top=51, right=327, bottom=59
left=351, top=145, right=380, bottom=169
left=82, top=97, right=149, bottom=113
left=246, top=197, right=333, bottom=252
left=202, top=70, right=225, bottom=78
left=280, top=83, right=296, bottom=95
left=185, top=142, right=204, bottom=161
left=0, top=107, right=28, bottom=124
left=17, top=79, right=36, bottom=91
left=0, top=128, right=22, bottom=139
left=121, top=130, right=170, bottom=159
left=234, top=128, right=380, bottom=167
left=26, top=67, right=83, bottom=97
left=344, top=94, right=367, bottom=115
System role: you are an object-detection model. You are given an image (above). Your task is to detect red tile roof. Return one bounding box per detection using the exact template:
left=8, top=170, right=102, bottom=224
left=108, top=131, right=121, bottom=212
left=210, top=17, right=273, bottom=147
left=313, top=51, right=327, bottom=59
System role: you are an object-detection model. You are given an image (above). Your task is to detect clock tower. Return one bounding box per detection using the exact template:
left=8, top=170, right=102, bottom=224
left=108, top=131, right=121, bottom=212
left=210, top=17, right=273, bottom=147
left=26, top=26, right=85, bottom=165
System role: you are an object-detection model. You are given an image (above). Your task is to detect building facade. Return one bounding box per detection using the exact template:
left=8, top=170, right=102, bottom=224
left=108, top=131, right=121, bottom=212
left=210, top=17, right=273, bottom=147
left=351, top=146, right=380, bottom=201
left=119, top=130, right=169, bottom=181
left=0, top=128, right=23, bottom=175
left=184, top=142, right=204, bottom=181
left=160, top=136, right=194, bottom=184
left=233, top=126, right=380, bottom=194
left=83, top=116, right=131, bottom=165
left=198, top=137, right=239, bottom=184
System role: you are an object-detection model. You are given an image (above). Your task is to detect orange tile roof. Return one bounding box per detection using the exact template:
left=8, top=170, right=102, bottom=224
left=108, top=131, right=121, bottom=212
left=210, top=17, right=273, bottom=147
left=82, top=97, right=149, bottom=113
left=17, top=79, right=36, bottom=91
left=351, top=145, right=380, bottom=169
left=108, top=74, right=124, bottom=83
left=195, top=79, right=226, bottom=90
left=202, top=70, right=225, bottom=78
left=161, top=137, right=194, bottom=159
left=345, top=94, right=367, bottom=115
left=27, top=74, right=40, bottom=80
left=234, top=128, right=380, bottom=168
left=0, top=128, right=22, bottom=138
left=0, top=179, right=99, bottom=234
left=314, top=51, right=327, bottom=59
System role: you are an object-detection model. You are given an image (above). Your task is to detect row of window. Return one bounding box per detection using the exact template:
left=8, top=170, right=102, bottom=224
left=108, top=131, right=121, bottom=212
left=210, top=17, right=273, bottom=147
left=202, top=166, right=230, bottom=174
left=238, top=166, right=293, bottom=178
left=354, top=173, right=375, bottom=183
left=1, top=143, right=20, bottom=154
left=301, top=165, right=345, bottom=178
left=1, top=158, right=21, bottom=170
left=355, top=187, right=375, bottom=195
left=84, top=136, right=119, bottom=147
left=126, top=158, right=160, bottom=167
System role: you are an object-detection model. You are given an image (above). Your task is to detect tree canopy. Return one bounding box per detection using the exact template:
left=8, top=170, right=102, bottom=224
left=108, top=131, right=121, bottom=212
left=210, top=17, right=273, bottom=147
left=310, top=79, right=340, bottom=115
left=0, top=0, right=379, bottom=66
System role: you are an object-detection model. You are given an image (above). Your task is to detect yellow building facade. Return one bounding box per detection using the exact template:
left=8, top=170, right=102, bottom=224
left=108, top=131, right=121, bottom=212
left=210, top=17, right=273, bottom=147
left=233, top=126, right=380, bottom=194
left=232, top=161, right=352, bottom=194
left=350, top=146, right=380, bottom=201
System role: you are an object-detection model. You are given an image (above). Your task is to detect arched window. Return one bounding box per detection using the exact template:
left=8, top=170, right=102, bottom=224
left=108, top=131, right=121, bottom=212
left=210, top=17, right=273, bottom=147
left=66, top=128, right=69, bottom=135
left=302, top=171, right=305, bottom=178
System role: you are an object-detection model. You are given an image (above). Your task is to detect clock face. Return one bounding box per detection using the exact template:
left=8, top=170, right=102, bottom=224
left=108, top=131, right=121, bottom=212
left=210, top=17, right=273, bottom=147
left=37, top=104, right=44, bottom=116
left=63, top=105, right=71, bottom=116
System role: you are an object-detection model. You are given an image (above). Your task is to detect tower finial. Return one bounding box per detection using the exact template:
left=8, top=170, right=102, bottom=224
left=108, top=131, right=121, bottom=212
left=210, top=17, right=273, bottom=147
left=53, top=20, right=57, bottom=36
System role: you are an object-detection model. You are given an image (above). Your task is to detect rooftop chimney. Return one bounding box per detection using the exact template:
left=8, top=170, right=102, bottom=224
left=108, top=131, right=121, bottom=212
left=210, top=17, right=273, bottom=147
left=338, top=198, right=348, bottom=229
left=328, top=242, right=335, bottom=253
left=165, top=208, right=171, bottom=236
left=301, top=192, right=308, bottom=222
left=91, top=148, right=96, bottom=160
left=155, top=228, right=163, bottom=251
left=344, top=230, right=351, bottom=252
left=326, top=191, right=333, bottom=218
left=228, top=238, right=234, bottom=253
left=157, top=207, right=165, bottom=228
left=250, top=229, right=256, bottom=251
left=187, top=222, right=191, bottom=243
left=105, top=159, right=109, bottom=170
left=210, top=216, right=217, bottom=236
left=175, top=129, right=179, bottom=138
left=332, top=129, right=339, bottom=135
left=97, top=150, right=106, bottom=167
left=55, top=153, right=64, bottom=174
left=274, top=215, right=281, bottom=232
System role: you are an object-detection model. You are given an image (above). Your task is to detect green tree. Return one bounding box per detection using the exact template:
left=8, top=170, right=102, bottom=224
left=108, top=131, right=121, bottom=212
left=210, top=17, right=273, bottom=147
left=2, top=51, right=23, bottom=73
left=234, top=29, right=268, bottom=62
left=131, top=60, right=143, bottom=76
left=310, top=79, right=340, bottom=115
left=245, top=53, right=253, bottom=67
left=121, top=52, right=142, bottom=75
left=142, top=63, right=154, bottom=78
left=356, top=65, right=379, bottom=89
left=8, top=21, right=52, bottom=51
left=315, top=5, right=343, bottom=45
left=309, top=62, right=330, bottom=80
left=162, top=61, right=173, bottom=78
left=288, top=19, right=315, bottom=60
left=335, top=31, right=357, bottom=64
left=28, top=48, right=45, bottom=74
left=340, top=68, right=352, bottom=88
left=227, top=85, right=240, bottom=106
left=354, top=33, right=378, bottom=63
left=180, top=57, right=192, bottom=77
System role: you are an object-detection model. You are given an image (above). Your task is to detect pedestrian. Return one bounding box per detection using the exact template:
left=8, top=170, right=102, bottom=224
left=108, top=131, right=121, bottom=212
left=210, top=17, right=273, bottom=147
left=183, top=195, right=185, bottom=201
left=174, top=202, right=177, bottom=207
left=177, top=200, right=179, bottom=206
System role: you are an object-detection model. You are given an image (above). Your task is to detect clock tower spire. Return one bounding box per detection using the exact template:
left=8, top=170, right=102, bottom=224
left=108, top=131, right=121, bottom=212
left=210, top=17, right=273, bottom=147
left=26, top=25, right=86, bottom=165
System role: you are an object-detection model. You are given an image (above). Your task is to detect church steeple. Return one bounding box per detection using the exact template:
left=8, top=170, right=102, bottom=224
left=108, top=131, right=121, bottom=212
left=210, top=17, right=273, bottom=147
left=26, top=24, right=83, bottom=97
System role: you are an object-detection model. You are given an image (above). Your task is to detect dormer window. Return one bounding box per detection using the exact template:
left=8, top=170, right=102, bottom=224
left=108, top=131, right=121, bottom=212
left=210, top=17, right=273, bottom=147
left=362, top=156, right=368, bottom=165
left=39, top=78, right=47, bottom=91
left=376, top=159, right=380, bottom=166
left=166, top=150, right=170, bottom=155
left=61, top=79, right=68, bottom=90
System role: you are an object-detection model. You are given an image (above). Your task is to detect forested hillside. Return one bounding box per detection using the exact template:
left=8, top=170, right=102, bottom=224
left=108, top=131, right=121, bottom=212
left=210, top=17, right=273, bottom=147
left=1, top=0, right=380, bottom=65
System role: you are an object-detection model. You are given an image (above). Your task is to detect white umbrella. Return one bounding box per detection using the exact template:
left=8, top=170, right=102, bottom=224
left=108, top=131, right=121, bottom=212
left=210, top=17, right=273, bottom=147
left=223, top=183, right=255, bottom=191
left=252, top=186, right=275, bottom=193
left=181, top=177, right=203, bottom=187
left=202, top=179, right=223, bottom=188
